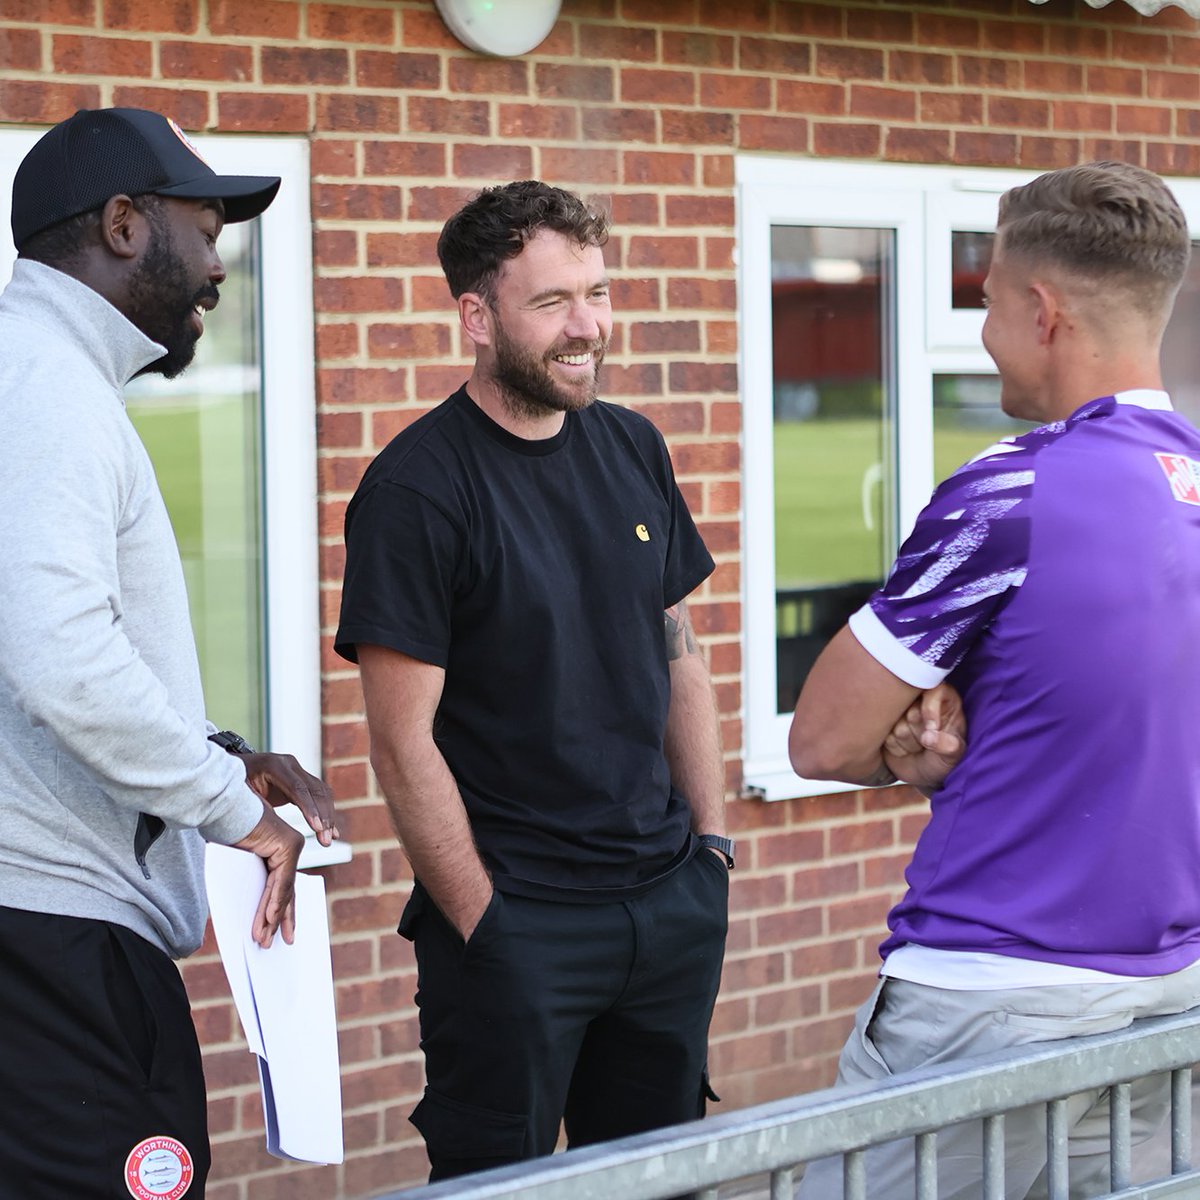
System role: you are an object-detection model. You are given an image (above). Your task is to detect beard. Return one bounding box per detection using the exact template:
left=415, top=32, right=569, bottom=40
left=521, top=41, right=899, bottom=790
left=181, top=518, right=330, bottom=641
left=492, top=317, right=606, bottom=423
left=127, top=216, right=219, bottom=380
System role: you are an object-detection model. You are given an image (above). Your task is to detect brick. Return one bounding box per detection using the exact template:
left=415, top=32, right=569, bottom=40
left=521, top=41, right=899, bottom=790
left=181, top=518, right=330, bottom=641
left=667, top=276, right=735, bottom=310
left=622, top=149, right=692, bottom=185
left=660, top=108, right=733, bottom=145
left=987, top=96, right=1050, bottom=130
left=739, top=113, right=808, bottom=153
left=406, top=96, right=489, bottom=136
left=756, top=906, right=822, bottom=946
left=308, top=3, right=395, bottom=45
left=1018, top=136, right=1082, bottom=171
left=498, top=102, right=577, bottom=141
left=669, top=360, right=736, bottom=392
left=701, top=72, right=770, bottom=110
left=1113, top=30, right=1170, bottom=64
left=922, top=92, right=982, bottom=125
left=405, top=186, right=475, bottom=222
left=582, top=106, right=657, bottom=144
left=315, top=323, right=359, bottom=362
left=315, top=276, right=406, bottom=314
left=829, top=818, right=895, bottom=857
left=112, top=86, right=207, bottom=127
left=533, top=145, right=614, bottom=184
left=959, top=54, right=1021, bottom=91
left=208, top=0, right=298, bottom=38
left=314, top=183, right=403, bottom=222
left=160, top=40, right=252, bottom=81
left=1024, top=60, right=1084, bottom=95
left=622, top=66, right=695, bottom=106
left=1047, top=23, right=1108, bottom=58
left=447, top=56, right=527, bottom=95
left=368, top=322, right=451, bottom=359
left=598, top=363, right=660, bottom=397
left=319, top=367, right=406, bottom=407
left=888, top=49, right=953, bottom=86
left=954, top=131, right=1019, bottom=166
left=606, top=193, right=657, bottom=226
left=535, top=63, right=614, bottom=102
left=579, top=22, right=657, bottom=61
left=611, top=277, right=660, bottom=310
left=1052, top=100, right=1113, bottom=134
left=845, top=7, right=913, bottom=43
left=1118, top=104, right=1171, bottom=136
left=981, top=19, right=1045, bottom=54
left=218, top=92, right=309, bottom=132
left=757, top=829, right=824, bottom=868
left=1147, top=142, right=1200, bottom=176
left=1148, top=69, right=1200, bottom=102
left=708, top=393, right=741, bottom=428
left=353, top=49, right=440, bottom=90
left=52, top=34, right=152, bottom=76
left=775, top=3, right=842, bottom=38
left=719, top=951, right=786, bottom=995
left=261, top=46, right=349, bottom=88
left=1086, top=65, right=1144, bottom=98
left=690, top=598, right=741, bottom=636
left=363, top=140, right=445, bottom=178
left=665, top=194, right=733, bottom=226
left=453, top=141, right=534, bottom=179
left=365, top=231, right=440, bottom=267
left=628, top=236, right=698, bottom=270
left=914, top=13, right=979, bottom=49
left=850, top=84, right=915, bottom=122
left=813, top=121, right=882, bottom=159
left=816, top=43, right=883, bottom=81
left=103, top=0, right=198, bottom=33
left=399, top=7, right=459, bottom=48
left=1172, top=36, right=1200, bottom=68
left=702, top=152, right=733, bottom=188
left=704, top=235, right=735, bottom=270
left=792, top=862, right=860, bottom=901
left=317, top=93, right=399, bottom=134
left=0, top=28, right=41, bottom=71
left=777, top=79, right=845, bottom=117
left=631, top=399, right=705, bottom=435
left=0, top=0, right=93, bottom=22
left=662, top=30, right=734, bottom=68
left=311, top=138, right=357, bottom=179
left=738, top=35, right=810, bottom=74
left=315, top=230, right=358, bottom=267
left=0, top=79, right=99, bottom=122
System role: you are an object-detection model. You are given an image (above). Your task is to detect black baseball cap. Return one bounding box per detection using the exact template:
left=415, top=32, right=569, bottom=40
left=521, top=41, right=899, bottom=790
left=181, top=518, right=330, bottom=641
left=11, top=107, right=281, bottom=251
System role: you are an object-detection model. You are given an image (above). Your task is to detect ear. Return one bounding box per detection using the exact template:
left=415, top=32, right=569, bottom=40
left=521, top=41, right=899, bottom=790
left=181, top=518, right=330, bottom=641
left=98, top=194, right=149, bottom=260
left=458, top=292, right=493, bottom=350
left=1030, top=280, right=1063, bottom=347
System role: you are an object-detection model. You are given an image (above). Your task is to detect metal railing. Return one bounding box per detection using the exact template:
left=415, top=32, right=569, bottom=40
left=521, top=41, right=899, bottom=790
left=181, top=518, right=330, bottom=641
left=379, top=1008, right=1200, bottom=1200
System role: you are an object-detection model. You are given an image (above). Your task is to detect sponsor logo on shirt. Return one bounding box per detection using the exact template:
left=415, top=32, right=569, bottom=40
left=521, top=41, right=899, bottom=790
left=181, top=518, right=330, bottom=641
left=1154, top=452, right=1200, bottom=506
left=124, top=1135, right=194, bottom=1199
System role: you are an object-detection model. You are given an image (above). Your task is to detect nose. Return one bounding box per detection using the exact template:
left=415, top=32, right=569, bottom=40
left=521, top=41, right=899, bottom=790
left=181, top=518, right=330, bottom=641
left=563, top=297, right=601, bottom=342
left=209, top=250, right=227, bottom=286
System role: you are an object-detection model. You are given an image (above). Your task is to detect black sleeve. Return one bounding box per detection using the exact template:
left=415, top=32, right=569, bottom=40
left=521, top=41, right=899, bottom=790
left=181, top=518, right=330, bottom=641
left=655, top=430, right=714, bottom=609
left=334, top=482, right=464, bottom=666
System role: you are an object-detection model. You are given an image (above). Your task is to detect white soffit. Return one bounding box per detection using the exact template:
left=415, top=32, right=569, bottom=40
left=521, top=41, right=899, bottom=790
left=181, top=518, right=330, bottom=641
left=1028, top=0, right=1200, bottom=15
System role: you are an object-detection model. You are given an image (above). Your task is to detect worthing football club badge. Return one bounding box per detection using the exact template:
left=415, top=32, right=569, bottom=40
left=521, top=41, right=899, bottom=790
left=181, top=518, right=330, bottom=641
left=1155, top=452, right=1200, bottom=506
left=124, top=1135, right=194, bottom=1200
left=165, top=117, right=210, bottom=167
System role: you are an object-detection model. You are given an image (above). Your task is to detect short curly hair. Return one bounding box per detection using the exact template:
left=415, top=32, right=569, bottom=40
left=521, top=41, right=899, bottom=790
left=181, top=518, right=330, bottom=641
left=997, top=161, right=1190, bottom=318
left=437, top=180, right=609, bottom=301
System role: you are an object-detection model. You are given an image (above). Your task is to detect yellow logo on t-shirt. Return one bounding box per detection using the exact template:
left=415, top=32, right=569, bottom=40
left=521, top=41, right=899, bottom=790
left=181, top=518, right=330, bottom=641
left=635, top=523, right=650, bottom=541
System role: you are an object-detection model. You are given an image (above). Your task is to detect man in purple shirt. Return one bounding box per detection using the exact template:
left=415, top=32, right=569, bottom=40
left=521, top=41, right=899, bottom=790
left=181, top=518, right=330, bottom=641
left=792, top=161, right=1200, bottom=1198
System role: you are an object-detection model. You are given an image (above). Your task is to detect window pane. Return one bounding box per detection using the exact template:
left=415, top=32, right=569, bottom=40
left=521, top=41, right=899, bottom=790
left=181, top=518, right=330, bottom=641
left=1162, top=244, right=1200, bottom=429
left=933, top=374, right=1035, bottom=485
left=771, top=226, right=896, bottom=715
left=125, top=223, right=266, bottom=745
left=951, top=230, right=993, bottom=310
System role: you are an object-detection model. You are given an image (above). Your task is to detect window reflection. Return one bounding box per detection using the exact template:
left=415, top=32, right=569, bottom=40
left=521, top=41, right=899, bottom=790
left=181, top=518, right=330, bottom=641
left=1162, top=244, right=1200, bottom=429
left=771, top=226, right=896, bottom=714
left=951, top=230, right=993, bottom=310
left=125, top=223, right=265, bottom=745
left=933, top=374, right=1035, bottom=485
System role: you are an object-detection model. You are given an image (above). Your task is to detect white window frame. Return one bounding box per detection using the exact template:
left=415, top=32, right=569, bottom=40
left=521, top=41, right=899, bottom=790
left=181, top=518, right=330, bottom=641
left=0, top=128, right=345, bottom=865
left=738, top=156, right=1200, bottom=800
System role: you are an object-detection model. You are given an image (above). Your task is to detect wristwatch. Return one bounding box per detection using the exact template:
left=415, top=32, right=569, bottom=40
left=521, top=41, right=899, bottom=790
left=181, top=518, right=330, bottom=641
left=698, top=834, right=735, bottom=869
left=208, top=729, right=256, bottom=755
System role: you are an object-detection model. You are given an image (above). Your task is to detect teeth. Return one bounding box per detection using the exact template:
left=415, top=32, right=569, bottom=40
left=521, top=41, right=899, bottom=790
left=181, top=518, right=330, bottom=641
left=554, top=354, right=590, bottom=365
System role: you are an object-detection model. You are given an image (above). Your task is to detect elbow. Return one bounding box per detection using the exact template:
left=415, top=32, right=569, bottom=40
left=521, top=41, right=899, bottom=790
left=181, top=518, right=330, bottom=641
left=788, top=720, right=838, bottom=781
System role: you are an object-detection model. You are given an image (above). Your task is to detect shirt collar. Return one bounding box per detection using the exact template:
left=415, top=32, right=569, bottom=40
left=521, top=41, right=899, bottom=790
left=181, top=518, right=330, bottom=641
left=1112, top=388, right=1173, bottom=411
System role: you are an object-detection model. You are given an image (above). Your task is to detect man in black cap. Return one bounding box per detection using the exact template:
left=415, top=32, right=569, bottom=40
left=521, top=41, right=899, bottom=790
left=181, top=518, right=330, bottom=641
left=0, top=108, right=336, bottom=1199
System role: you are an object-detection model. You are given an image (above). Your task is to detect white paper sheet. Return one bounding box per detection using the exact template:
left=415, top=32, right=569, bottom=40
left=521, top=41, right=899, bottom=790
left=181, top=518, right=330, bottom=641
left=205, top=843, right=344, bottom=1164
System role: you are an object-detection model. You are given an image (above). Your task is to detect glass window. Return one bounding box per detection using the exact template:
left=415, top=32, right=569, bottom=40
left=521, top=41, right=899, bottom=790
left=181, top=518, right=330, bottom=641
left=771, top=227, right=896, bottom=713
left=950, top=231, right=993, bottom=310
left=1162, top=244, right=1200, bottom=429
left=125, top=223, right=266, bottom=746
left=933, top=373, right=1033, bottom=485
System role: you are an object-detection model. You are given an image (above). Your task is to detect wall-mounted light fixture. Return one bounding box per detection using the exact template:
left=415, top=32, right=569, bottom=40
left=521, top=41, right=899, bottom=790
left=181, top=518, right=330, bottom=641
left=434, top=0, right=563, bottom=57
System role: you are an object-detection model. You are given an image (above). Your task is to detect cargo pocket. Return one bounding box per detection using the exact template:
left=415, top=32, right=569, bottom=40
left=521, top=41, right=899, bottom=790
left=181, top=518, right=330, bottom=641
left=410, top=1086, right=529, bottom=1177
left=103, top=927, right=159, bottom=1085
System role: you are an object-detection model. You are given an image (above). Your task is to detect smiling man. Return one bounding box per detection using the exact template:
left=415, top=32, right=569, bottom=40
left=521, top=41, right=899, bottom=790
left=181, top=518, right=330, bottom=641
left=0, top=108, right=336, bottom=1200
left=337, top=181, right=729, bottom=1180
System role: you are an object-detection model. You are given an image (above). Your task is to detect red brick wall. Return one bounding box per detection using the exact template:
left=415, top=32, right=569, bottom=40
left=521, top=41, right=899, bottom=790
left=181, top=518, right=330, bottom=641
left=3, top=1, right=1199, bottom=1195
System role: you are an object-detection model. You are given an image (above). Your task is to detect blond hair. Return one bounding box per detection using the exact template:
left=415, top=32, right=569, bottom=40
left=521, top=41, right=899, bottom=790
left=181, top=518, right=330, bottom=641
left=997, top=161, right=1190, bottom=320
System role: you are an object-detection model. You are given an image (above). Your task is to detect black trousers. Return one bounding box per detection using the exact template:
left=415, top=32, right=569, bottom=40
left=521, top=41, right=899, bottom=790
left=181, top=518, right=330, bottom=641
left=0, top=906, right=210, bottom=1200
left=402, top=849, right=729, bottom=1181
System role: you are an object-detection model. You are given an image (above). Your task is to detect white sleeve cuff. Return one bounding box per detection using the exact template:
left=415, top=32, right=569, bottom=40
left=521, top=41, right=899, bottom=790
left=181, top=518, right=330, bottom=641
left=848, top=602, right=949, bottom=690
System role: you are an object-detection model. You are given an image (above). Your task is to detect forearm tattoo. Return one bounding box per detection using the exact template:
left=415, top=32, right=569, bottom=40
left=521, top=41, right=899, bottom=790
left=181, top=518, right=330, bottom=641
left=664, top=601, right=699, bottom=661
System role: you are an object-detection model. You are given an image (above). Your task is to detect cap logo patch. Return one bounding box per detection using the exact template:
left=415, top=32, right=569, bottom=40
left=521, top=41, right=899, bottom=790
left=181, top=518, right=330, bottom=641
left=124, top=1135, right=194, bottom=1199
left=1154, top=452, right=1200, bottom=506
left=166, top=118, right=209, bottom=168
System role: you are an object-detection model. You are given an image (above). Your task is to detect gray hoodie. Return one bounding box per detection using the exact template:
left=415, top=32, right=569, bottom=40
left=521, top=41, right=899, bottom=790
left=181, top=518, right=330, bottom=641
left=0, top=259, right=265, bottom=958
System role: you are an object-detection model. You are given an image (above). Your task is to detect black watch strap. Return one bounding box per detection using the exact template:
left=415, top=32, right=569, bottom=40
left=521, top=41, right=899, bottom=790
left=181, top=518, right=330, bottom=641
left=208, top=729, right=256, bottom=755
left=698, top=834, right=735, bottom=869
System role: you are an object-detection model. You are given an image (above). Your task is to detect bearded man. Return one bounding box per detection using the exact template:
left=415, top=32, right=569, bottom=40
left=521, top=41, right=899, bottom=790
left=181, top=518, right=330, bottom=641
left=336, top=181, right=729, bottom=1181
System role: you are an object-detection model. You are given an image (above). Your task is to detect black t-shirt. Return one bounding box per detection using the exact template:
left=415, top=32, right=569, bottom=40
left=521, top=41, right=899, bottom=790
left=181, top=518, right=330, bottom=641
left=335, top=387, right=714, bottom=899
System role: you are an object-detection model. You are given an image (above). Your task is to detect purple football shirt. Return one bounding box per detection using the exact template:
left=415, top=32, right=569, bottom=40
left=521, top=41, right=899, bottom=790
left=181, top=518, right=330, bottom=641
left=849, top=392, right=1200, bottom=975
